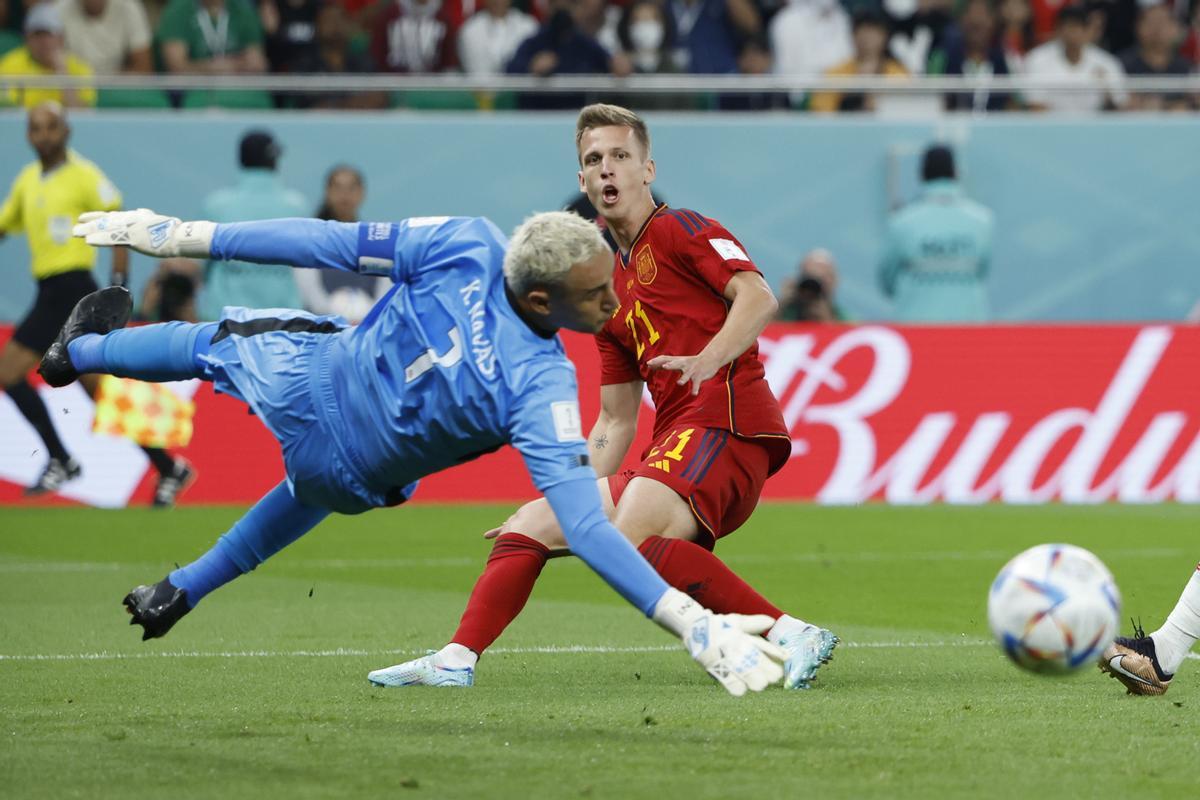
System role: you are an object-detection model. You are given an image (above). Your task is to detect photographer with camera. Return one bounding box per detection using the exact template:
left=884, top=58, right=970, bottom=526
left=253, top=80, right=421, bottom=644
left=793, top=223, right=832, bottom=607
left=778, top=248, right=846, bottom=323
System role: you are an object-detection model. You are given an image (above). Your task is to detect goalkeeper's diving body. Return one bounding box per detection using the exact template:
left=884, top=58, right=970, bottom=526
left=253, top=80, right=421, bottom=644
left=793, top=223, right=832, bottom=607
left=41, top=208, right=786, bottom=696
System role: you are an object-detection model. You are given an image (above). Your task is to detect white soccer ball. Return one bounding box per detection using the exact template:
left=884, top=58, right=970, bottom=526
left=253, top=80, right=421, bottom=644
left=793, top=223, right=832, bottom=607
left=987, top=543, right=1121, bottom=675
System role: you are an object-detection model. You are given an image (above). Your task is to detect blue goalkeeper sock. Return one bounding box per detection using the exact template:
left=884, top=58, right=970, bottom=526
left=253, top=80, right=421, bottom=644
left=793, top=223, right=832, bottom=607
left=169, top=481, right=329, bottom=607
left=68, top=321, right=219, bottom=383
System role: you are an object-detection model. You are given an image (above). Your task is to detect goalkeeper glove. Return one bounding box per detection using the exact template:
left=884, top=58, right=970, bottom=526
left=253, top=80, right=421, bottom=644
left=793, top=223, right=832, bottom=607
left=74, top=209, right=215, bottom=259
left=652, top=587, right=786, bottom=697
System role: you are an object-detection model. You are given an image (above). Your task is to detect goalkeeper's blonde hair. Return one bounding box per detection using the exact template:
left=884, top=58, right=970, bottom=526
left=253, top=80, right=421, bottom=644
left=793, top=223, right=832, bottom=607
left=575, top=103, right=651, bottom=165
left=504, top=211, right=608, bottom=296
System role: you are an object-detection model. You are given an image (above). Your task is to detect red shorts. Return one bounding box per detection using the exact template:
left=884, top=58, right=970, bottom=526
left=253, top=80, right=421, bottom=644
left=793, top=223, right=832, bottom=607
left=607, top=426, right=772, bottom=550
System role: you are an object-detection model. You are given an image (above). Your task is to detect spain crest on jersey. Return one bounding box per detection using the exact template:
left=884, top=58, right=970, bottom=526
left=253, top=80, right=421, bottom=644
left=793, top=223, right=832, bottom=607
left=635, top=245, right=657, bottom=285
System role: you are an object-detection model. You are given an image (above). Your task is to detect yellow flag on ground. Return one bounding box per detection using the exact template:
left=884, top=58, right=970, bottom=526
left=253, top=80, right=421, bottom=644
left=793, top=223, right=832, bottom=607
left=91, top=375, right=195, bottom=448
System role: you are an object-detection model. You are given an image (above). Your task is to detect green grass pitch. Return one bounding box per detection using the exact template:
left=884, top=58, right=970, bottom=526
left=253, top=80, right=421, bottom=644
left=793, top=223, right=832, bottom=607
left=1, top=503, right=1197, bottom=799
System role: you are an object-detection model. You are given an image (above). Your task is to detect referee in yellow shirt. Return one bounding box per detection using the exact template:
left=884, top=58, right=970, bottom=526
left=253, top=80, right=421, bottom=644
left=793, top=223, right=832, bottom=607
left=0, top=102, right=192, bottom=501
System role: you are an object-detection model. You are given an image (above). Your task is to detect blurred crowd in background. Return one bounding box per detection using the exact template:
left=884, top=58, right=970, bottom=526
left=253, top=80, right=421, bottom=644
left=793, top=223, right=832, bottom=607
left=0, top=0, right=1198, bottom=111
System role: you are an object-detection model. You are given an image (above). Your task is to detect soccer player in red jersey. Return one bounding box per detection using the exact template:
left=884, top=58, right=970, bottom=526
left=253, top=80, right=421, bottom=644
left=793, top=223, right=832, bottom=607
left=370, top=104, right=837, bottom=690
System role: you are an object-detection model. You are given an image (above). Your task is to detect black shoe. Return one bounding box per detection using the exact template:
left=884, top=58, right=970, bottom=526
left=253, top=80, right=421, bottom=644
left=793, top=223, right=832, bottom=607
left=38, top=286, right=133, bottom=387
left=23, top=457, right=82, bottom=496
left=153, top=459, right=196, bottom=508
left=123, top=577, right=191, bottom=641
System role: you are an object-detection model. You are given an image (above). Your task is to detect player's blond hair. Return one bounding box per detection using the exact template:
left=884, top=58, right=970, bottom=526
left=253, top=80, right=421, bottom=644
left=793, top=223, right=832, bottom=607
left=504, top=211, right=608, bottom=296
left=575, top=104, right=651, bottom=165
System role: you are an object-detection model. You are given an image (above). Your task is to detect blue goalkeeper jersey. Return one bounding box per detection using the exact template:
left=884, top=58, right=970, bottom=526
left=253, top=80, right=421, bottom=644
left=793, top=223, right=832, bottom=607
left=209, top=216, right=593, bottom=509
left=206, top=215, right=670, bottom=617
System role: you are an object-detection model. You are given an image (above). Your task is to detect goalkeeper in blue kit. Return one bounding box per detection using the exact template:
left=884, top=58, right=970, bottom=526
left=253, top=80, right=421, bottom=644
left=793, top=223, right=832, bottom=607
left=42, top=207, right=785, bottom=696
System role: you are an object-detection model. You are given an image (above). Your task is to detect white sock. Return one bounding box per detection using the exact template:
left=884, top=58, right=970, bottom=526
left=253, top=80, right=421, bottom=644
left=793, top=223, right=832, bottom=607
left=438, top=643, right=479, bottom=670
left=1149, top=565, right=1200, bottom=676
left=766, top=614, right=811, bottom=645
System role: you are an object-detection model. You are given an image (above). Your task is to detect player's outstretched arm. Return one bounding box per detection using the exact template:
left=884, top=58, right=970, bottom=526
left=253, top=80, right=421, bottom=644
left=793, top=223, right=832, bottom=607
left=542, top=478, right=785, bottom=696
left=74, top=208, right=363, bottom=272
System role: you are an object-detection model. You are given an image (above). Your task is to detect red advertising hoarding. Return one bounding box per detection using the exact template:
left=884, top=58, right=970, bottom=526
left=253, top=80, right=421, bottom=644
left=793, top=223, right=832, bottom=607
left=2, top=324, right=1198, bottom=507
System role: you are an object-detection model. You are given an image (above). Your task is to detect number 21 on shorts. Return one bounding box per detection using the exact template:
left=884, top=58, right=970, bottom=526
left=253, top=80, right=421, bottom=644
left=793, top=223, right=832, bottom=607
left=647, top=428, right=695, bottom=473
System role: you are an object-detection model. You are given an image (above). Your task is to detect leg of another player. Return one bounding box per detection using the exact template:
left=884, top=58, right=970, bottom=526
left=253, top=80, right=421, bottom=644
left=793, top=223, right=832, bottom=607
left=1151, top=565, right=1200, bottom=675
left=609, top=477, right=837, bottom=690
left=1, top=339, right=80, bottom=493
left=123, top=481, right=329, bottom=640
left=367, top=482, right=616, bottom=687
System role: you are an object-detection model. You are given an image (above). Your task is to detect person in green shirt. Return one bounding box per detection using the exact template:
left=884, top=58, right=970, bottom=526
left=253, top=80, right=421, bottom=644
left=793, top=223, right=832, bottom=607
left=157, top=0, right=266, bottom=73
left=879, top=145, right=994, bottom=323
left=199, top=130, right=307, bottom=319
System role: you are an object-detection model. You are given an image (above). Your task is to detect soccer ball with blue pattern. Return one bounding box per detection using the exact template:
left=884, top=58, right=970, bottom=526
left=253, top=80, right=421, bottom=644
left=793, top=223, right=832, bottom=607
left=987, top=543, right=1121, bottom=675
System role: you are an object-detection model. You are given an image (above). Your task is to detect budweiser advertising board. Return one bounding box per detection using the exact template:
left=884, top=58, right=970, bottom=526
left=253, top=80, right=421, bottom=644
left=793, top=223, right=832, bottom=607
left=1, top=324, right=1197, bottom=507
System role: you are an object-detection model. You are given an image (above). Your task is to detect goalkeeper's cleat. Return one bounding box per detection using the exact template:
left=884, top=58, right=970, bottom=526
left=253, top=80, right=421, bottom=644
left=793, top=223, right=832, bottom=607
left=123, top=577, right=191, bottom=641
left=778, top=625, right=839, bottom=690
left=38, top=286, right=133, bottom=387
left=23, top=457, right=82, bottom=497
left=368, top=651, right=474, bottom=688
left=1099, top=624, right=1173, bottom=696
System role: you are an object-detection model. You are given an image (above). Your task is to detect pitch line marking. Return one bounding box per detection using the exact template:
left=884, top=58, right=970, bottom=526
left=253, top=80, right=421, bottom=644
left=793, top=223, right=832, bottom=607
left=5, top=642, right=1190, bottom=664
left=0, top=639, right=997, bottom=662
left=0, top=546, right=1188, bottom=573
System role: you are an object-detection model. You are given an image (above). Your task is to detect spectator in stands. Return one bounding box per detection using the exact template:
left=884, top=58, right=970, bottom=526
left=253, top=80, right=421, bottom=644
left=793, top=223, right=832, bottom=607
left=289, top=3, right=385, bottom=108
left=1182, top=1, right=1199, bottom=67
left=1084, top=0, right=1139, bottom=55
left=1023, top=5, right=1128, bottom=112
left=724, top=34, right=784, bottom=109
left=928, top=0, right=1012, bottom=111
left=768, top=0, right=853, bottom=108
left=998, top=0, right=1035, bottom=71
left=611, top=0, right=698, bottom=109
left=372, top=0, right=460, bottom=73
left=0, top=2, right=21, bottom=57
left=778, top=248, right=846, bottom=322
left=57, top=0, right=152, bottom=73
left=574, top=0, right=621, bottom=53
left=295, top=165, right=386, bottom=324
left=886, top=0, right=956, bottom=75
left=457, top=0, right=538, bottom=77
left=0, top=3, right=94, bottom=107
left=667, top=0, right=761, bottom=75
left=259, top=0, right=320, bottom=72
left=507, top=0, right=629, bottom=109
left=1120, top=3, right=1193, bottom=111
left=199, top=130, right=307, bottom=320
left=809, top=9, right=908, bottom=113
left=618, top=0, right=677, bottom=73
left=879, top=145, right=994, bottom=323
left=157, top=0, right=267, bottom=74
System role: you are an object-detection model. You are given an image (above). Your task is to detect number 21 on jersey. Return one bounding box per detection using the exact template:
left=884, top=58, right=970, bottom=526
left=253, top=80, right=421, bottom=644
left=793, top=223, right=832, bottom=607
left=624, top=300, right=661, bottom=359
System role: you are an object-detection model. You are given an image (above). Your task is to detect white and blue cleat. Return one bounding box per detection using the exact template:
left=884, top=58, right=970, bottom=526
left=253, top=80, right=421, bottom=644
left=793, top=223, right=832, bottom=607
left=368, top=651, right=474, bottom=688
left=777, top=625, right=839, bottom=690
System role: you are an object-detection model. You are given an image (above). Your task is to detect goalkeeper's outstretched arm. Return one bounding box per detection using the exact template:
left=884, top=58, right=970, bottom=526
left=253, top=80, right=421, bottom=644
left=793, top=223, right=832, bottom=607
left=542, top=478, right=787, bottom=697
left=73, top=209, right=369, bottom=273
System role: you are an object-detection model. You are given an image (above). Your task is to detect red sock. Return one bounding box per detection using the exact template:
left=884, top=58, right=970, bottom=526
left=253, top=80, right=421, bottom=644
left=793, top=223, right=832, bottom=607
left=451, top=532, right=549, bottom=655
left=638, top=536, right=783, bottom=618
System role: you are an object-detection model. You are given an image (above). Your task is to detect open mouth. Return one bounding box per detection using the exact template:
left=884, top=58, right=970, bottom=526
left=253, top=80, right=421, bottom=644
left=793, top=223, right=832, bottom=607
left=600, top=184, right=619, bottom=205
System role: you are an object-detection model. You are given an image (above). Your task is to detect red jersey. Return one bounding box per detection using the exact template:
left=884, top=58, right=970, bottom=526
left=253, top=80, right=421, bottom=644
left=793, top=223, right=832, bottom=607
left=596, top=205, right=791, bottom=472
